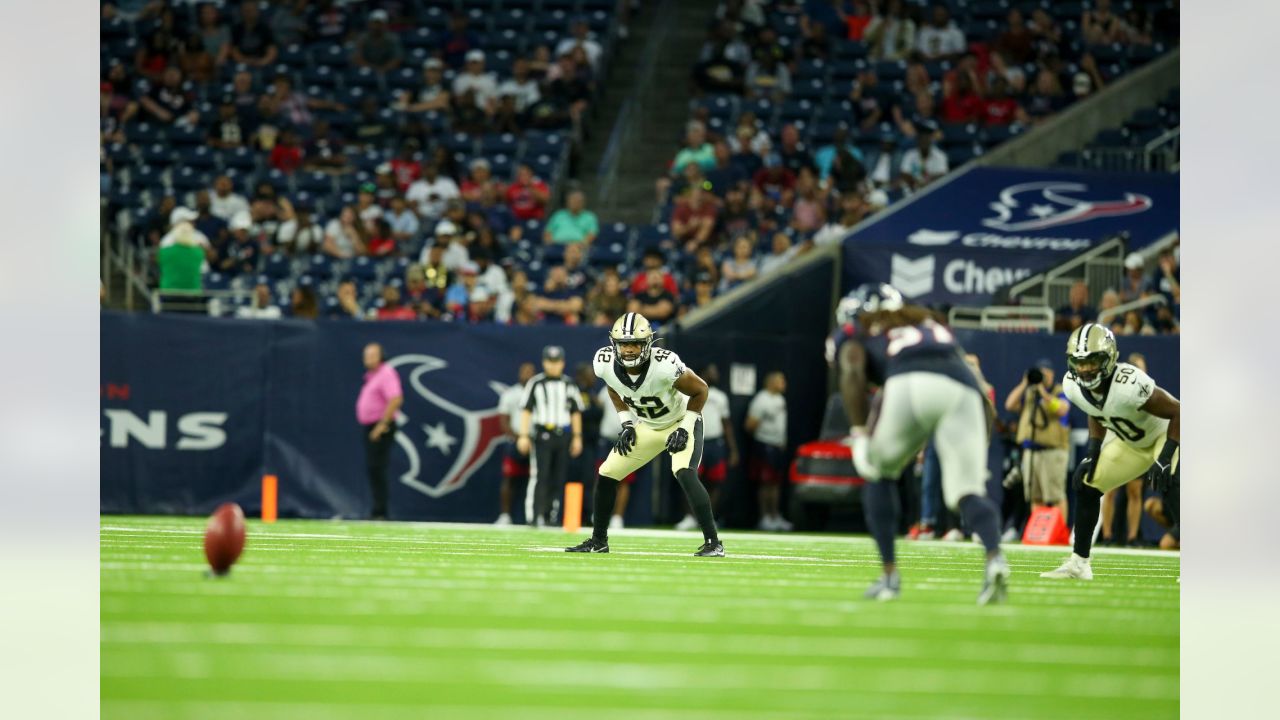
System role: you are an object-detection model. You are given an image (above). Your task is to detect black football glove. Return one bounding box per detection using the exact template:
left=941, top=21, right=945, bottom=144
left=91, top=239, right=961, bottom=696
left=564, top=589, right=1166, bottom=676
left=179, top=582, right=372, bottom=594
left=1072, top=437, right=1103, bottom=489
left=615, top=421, right=637, bottom=456
left=666, top=427, right=689, bottom=454
left=1145, top=439, right=1178, bottom=494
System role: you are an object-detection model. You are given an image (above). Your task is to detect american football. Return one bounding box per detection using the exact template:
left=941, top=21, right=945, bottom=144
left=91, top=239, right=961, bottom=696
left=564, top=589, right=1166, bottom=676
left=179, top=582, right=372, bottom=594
left=203, top=502, right=246, bottom=576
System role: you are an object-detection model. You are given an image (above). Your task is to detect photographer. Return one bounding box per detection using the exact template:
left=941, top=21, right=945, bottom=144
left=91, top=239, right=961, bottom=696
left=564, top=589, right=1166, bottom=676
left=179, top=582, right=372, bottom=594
left=1003, top=358, right=1071, bottom=515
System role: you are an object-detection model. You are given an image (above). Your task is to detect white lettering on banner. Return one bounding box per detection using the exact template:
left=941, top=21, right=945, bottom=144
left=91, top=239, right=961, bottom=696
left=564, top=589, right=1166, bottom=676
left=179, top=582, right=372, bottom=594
left=961, top=233, right=1092, bottom=251
left=102, top=410, right=229, bottom=450
left=943, top=260, right=1033, bottom=294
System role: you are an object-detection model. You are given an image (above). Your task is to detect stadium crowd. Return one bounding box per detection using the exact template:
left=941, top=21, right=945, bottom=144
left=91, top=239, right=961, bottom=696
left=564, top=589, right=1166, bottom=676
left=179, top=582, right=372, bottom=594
left=102, top=0, right=1177, bottom=328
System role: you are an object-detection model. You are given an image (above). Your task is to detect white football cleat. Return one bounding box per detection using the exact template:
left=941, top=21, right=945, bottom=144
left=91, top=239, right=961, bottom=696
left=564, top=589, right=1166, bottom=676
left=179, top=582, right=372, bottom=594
left=674, top=514, right=699, bottom=531
left=1040, top=553, right=1093, bottom=580
left=941, top=528, right=964, bottom=542
left=774, top=516, right=794, bottom=532
left=493, top=513, right=512, bottom=526
left=609, top=514, right=625, bottom=530
left=757, top=515, right=780, bottom=531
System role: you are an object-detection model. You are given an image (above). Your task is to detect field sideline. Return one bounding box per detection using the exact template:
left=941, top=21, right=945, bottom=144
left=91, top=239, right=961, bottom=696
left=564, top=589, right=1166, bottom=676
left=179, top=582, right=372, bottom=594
left=101, top=517, right=1179, bottom=720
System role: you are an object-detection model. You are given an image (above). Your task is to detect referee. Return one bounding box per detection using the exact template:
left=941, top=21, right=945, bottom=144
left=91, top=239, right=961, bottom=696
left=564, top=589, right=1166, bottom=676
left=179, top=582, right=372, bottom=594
left=516, top=346, right=584, bottom=527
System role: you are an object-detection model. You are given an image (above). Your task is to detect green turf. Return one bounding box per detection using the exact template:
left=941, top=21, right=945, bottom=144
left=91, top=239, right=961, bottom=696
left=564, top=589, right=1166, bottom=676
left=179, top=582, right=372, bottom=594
left=101, top=517, right=1178, bottom=720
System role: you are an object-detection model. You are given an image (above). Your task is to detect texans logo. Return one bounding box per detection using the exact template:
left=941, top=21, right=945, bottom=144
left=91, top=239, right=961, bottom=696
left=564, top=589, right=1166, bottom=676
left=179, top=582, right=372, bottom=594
left=387, top=354, right=507, bottom=499
left=982, top=181, right=1153, bottom=232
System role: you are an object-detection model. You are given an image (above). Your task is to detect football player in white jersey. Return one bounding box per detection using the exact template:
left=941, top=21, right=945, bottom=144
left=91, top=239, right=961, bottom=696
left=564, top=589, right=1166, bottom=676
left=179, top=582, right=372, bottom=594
left=1041, top=324, right=1180, bottom=580
left=566, top=312, right=725, bottom=556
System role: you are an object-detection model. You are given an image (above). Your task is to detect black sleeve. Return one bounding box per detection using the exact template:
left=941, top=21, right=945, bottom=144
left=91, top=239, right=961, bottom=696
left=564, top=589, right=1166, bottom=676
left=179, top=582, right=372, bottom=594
left=568, top=381, right=586, bottom=412
left=521, top=379, right=538, bottom=411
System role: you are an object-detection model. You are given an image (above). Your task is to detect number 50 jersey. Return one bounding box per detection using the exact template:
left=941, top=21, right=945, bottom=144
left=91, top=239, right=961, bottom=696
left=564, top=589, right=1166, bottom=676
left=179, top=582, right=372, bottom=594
left=592, top=345, right=689, bottom=429
left=1063, top=362, right=1169, bottom=450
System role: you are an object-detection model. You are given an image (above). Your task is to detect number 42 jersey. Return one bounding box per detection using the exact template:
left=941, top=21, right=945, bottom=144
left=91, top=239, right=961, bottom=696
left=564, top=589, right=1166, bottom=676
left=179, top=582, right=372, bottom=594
left=1063, top=362, right=1169, bottom=450
left=592, top=346, right=689, bottom=429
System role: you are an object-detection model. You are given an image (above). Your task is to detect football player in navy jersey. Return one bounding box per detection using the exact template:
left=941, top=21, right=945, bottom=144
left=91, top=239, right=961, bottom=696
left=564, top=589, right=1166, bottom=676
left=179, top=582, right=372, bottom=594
left=830, top=284, right=1010, bottom=604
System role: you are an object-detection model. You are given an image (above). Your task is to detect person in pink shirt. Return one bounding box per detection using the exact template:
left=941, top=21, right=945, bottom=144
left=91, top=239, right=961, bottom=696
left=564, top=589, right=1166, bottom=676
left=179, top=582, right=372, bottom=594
left=356, top=343, right=403, bottom=519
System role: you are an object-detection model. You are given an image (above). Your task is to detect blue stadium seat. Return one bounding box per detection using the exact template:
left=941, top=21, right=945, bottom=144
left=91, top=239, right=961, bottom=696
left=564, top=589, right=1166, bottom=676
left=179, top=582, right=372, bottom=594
left=263, top=253, right=292, bottom=280
left=1094, top=128, right=1132, bottom=147
left=597, top=221, right=632, bottom=247
left=745, top=97, right=775, bottom=121
left=105, top=142, right=134, bottom=165
left=941, top=123, right=979, bottom=145
left=483, top=29, right=522, bottom=52
left=349, top=255, right=379, bottom=282
left=795, top=58, right=828, bottom=82
left=302, top=65, right=340, bottom=89
left=279, top=43, right=309, bottom=66
left=635, top=223, right=670, bottom=249
left=170, top=167, right=209, bottom=193
left=542, top=243, right=566, bottom=264
left=480, top=133, right=520, bottom=155
left=303, top=254, right=336, bottom=280
left=590, top=241, right=628, bottom=268
left=204, top=272, right=232, bottom=291
left=791, top=77, right=827, bottom=102
left=486, top=154, right=514, bottom=180
left=444, top=132, right=476, bottom=154
left=220, top=147, right=258, bottom=172
left=523, top=131, right=566, bottom=158
left=874, top=60, right=907, bottom=82
left=493, top=10, right=528, bottom=32
left=141, top=143, right=175, bottom=166
left=181, top=145, right=218, bottom=171
left=833, top=40, right=868, bottom=61
left=527, top=154, right=559, bottom=180
left=298, top=171, right=337, bottom=195
left=778, top=99, right=815, bottom=124
left=346, top=66, right=381, bottom=90
left=130, top=122, right=167, bottom=146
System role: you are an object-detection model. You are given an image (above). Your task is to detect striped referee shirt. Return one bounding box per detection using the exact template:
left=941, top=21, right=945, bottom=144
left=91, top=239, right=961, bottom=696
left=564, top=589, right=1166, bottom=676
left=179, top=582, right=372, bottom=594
left=522, top=373, right=585, bottom=430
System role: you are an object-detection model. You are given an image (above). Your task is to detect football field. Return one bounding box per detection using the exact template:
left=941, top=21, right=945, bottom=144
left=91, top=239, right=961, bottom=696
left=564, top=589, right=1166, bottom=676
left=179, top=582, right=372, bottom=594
left=101, top=517, right=1179, bottom=720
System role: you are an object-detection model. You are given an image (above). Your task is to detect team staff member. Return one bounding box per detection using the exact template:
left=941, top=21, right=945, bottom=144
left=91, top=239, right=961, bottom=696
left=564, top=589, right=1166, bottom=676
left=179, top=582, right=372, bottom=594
left=676, top=364, right=739, bottom=530
left=516, top=346, right=585, bottom=526
left=356, top=343, right=403, bottom=520
left=747, top=371, right=792, bottom=532
left=495, top=362, right=536, bottom=525
left=1004, top=357, right=1071, bottom=516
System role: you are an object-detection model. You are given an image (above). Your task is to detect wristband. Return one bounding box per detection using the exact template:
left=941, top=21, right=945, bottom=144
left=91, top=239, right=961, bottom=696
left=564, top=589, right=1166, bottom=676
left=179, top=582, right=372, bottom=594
left=679, top=411, right=701, bottom=431
left=1158, top=438, right=1178, bottom=464
left=618, top=410, right=636, bottom=425
left=1084, top=436, right=1102, bottom=460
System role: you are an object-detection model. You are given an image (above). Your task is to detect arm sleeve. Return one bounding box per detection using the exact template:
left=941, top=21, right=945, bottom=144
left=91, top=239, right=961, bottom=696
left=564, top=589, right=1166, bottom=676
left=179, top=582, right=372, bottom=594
left=521, top=379, right=537, bottom=410
left=383, top=367, right=403, bottom=401
left=568, top=381, right=586, bottom=412
left=747, top=393, right=765, bottom=421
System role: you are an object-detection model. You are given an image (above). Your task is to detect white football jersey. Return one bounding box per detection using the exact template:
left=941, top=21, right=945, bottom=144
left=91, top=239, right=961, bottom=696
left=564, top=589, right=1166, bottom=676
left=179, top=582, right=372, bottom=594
left=703, top=386, right=730, bottom=440
left=1063, top=362, right=1168, bottom=450
left=498, top=383, right=526, bottom=435
left=593, top=345, right=689, bottom=429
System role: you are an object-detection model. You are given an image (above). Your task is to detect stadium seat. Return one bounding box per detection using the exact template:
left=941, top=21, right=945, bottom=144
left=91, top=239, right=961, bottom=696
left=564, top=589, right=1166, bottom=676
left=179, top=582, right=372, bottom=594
left=263, top=253, right=292, bottom=280
left=170, top=167, right=209, bottom=193
left=302, top=254, right=336, bottom=281
left=590, top=241, right=628, bottom=268
left=181, top=145, right=218, bottom=171
left=635, top=223, right=670, bottom=249
left=833, top=40, right=868, bottom=61
left=542, top=243, right=566, bottom=264
left=220, top=147, right=258, bottom=172
left=204, top=272, right=231, bottom=291
left=298, top=172, right=337, bottom=195
left=1094, top=128, right=1132, bottom=147
left=348, top=255, right=379, bottom=282
left=791, top=78, right=827, bottom=102
left=480, top=133, right=520, bottom=155
left=279, top=43, right=309, bottom=66
left=778, top=99, right=814, bottom=124
left=302, top=65, right=339, bottom=90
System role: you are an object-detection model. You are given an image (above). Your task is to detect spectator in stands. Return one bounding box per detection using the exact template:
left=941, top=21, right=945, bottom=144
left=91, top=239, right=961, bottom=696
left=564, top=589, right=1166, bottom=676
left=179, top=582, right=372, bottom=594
left=790, top=169, right=826, bottom=234
left=1099, top=288, right=1122, bottom=331
left=760, top=232, right=801, bottom=275
left=543, top=190, right=599, bottom=245
left=917, top=4, right=966, bottom=61
left=275, top=199, right=323, bottom=255
left=134, top=29, right=175, bottom=81
left=800, top=15, right=834, bottom=61
left=721, top=234, right=760, bottom=291
left=354, top=184, right=382, bottom=231
left=453, top=50, right=499, bottom=113
left=941, top=69, right=984, bottom=124
left=420, top=243, right=451, bottom=296
left=499, top=57, right=541, bottom=116
left=586, top=268, right=628, bottom=326
left=441, top=11, right=482, bottom=69
left=843, top=0, right=873, bottom=40
left=865, top=0, right=916, bottom=61
left=672, top=184, right=721, bottom=253
left=179, top=33, right=215, bottom=86
left=849, top=69, right=885, bottom=132
left=704, top=141, right=748, bottom=198
left=814, top=192, right=869, bottom=246
left=383, top=195, right=420, bottom=246
left=728, top=121, right=769, bottom=177
left=376, top=285, right=418, bottom=321
left=191, top=191, right=228, bottom=249
left=892, top=92, right=937, bottom=141
left=993, top=8, right=1034, bottom=64
left=268, top=128, right=304, bottom=173
left=507, top=165, right=551, bottom=223
left=629, top=269, right=679, bottom=326
left=717, top=186, right=754, bottom=241
left=899, top=129, right=949, bottom=190
left=460, top=159, right=502, bottom=203
left=679, top=271, right=717, bottom=317
left=236, top=282, right=283, bottom=320
left=1055, top=280, right=1097, bottom=333
left=1025, top=69, right=1069, bottom=122
left=982, top=77, right=1029, bottom=127
left=291, top=286, right=319, bottom=319
left=1075, top=54, right=1107, bottom=99
left=406, top=163, right=461, bottom=224
left=396, top=58, right=452, bottom=113
left=776, top=124, right=815, bottom=175
left=227, top=69, right=260, bottom=123
left=534, top=265, right=585, bottom=325
left=351, top=97, right=391, bottom=150
left=629, top=248, right=680, bottom=297
left=389, top=141, right=423, bottom=192
left=987, top=50, right=1026, bottom=94
left=269, top=0, right=308, bottom=46
left=1028, top=8, right=1065, bottom=61
left=1082, top=0, right=1129, bottom=46
left=672, top=121, right=717, bottom=176
left=559, top=242, right=595, bottom=293
left=352, top=10, right=402, bottom=73
left=867, top=133, right=899, bottom=189
left=157, top=207, right=211, bottom=291
left=250, top=183, right=283, bottom=239
left=745, top=52, right=792, bottom=103
left=261, top=74, right=342, bottom=128
left=365, top=219, right=396, bottom=258
left=322, top=206, right=367, bottom=259
left=304, top=119, right=349, bottom=173
left=752, top=155, right=798, bottom=207
left=1153, top=246, right=1181, bottom=306
left=556, top=16, right=603, bottom=71
left=230, top=0, right=277, bottom=68
left=196, top=3, right=231, bottom=66
left=209, top=176, right=249, bottom=222
left=100, top=63, right=138, bottom=143
left=206, top=96, right=249, bottom=149
left=1120, top=252, right=1150, bottom=303
left=814, top=126, right=864, bottom=182
left=431, top=220, right=472, bottom=271
left=333, top=279, right=364, bottom=320
left=219, top=211, right=260, bottom=275
left=402, top=266, right=442, bottom=320
left=139, top=66, right=199, bottom=126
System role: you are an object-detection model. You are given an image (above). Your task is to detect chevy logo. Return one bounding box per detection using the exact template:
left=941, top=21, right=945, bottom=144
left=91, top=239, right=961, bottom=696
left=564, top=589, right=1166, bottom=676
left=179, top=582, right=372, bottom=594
left=907, top=229, right=960, bottom=246
left=890, top=254, right=935, bottom=298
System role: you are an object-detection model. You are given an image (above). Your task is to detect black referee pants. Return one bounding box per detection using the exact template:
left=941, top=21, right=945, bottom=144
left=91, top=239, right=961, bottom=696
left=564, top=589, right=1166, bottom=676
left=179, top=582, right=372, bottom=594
left=363, top=423, right=396, bottom=519
left=527, top=430, right=571, bottom=524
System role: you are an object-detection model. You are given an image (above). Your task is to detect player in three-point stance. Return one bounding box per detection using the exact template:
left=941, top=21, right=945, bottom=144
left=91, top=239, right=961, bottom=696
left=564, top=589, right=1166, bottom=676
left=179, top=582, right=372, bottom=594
left=1041, top=324, right=1180, bottom=580
left=832, top=284, right=1010, bottom=603
left=566, top=312, right=725, bottom=557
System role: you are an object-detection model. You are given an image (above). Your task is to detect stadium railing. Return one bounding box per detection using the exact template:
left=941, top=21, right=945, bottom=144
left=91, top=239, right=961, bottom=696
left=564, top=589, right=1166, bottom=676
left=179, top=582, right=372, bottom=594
left=947, top=306, right=1054, bottom=333
left=1097, top=294, right=1171, bottom=329
left=1066, top=127, right=1180, bottom=174
left=1002, top=234, right=1128, bottom=310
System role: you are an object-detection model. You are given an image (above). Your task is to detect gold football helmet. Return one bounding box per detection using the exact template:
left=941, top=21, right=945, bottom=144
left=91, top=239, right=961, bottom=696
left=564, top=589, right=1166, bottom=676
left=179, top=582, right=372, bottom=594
left=610, top=313, right=655, bottom=368
left=1066, top=323, right=1118, bottom=389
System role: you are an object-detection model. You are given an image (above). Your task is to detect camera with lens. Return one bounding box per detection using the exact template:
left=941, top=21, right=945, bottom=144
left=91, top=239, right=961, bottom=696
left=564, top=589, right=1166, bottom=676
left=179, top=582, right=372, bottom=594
left=1025, top=367, right=1044, bottom=385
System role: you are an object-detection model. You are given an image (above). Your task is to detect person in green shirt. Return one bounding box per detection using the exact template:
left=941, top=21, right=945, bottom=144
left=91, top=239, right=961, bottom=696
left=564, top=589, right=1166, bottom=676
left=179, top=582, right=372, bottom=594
left=671, top=120, right=717, bottom=176
left=156, top=207, right=211, bottom=291
left=542, top=189, right=599, bottom=245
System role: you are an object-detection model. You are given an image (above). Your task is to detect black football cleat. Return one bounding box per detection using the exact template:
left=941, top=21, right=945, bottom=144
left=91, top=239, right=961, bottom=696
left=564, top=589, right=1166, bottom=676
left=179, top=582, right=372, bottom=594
left=565, top=537, right=609, bottom=553
left=694, top=539, right=725, bottom=557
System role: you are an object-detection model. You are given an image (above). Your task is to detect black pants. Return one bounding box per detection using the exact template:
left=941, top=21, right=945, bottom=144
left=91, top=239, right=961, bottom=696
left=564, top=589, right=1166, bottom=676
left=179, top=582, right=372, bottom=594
left=363, top=423, right=396, bottom=519
left=528, top=430, right=571, bottom=523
